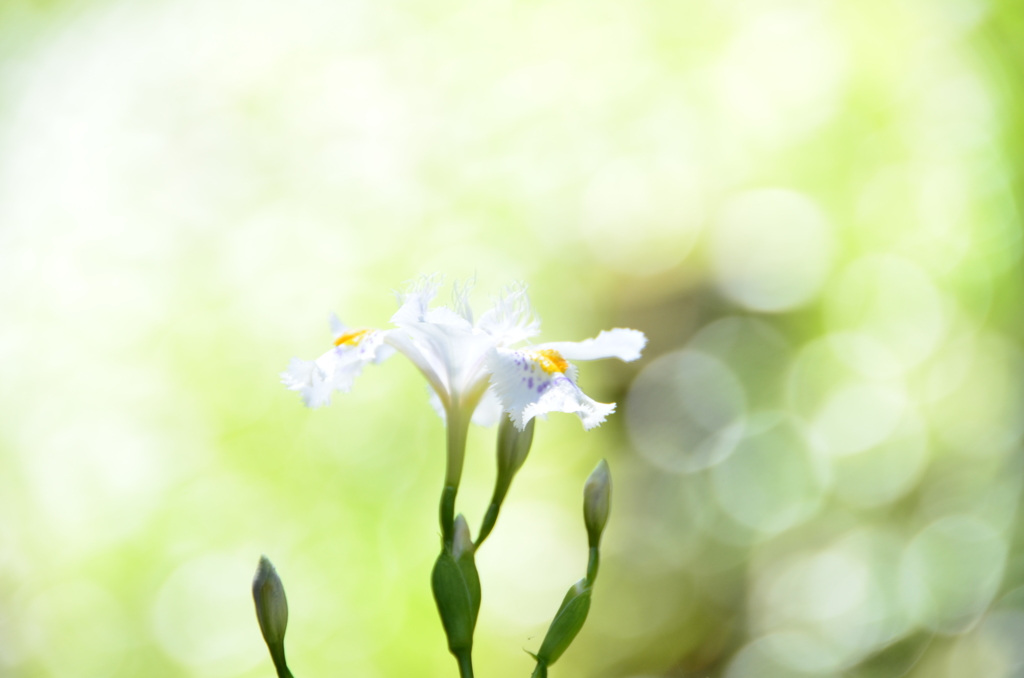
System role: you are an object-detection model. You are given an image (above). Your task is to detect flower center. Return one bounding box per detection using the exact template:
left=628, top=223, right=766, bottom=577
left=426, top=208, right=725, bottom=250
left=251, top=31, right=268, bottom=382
left=530, top=348, right=569, bottom=374
left=334, top=328, right=372, bottom=347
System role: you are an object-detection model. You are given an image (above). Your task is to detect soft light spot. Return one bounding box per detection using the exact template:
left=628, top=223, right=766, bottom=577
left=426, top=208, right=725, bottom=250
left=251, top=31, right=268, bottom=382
left=25, top=580, right=128, bottom=678
left=580, top=157, right=704, bottom=276
left=711, top=416, right=823, bottom=536
left=713, top=6, right=848, bottom=143
left=627, top=349, right=747, bottom=474
left=830, top=412, right=929, bottom=508
left=475, top=501, right=579, bottom=628
left=152, top=553, right=264, bottom=673
left=824, top=254, right=945, bottom=372
left=711, top=189, right=835, bottom=313
left=900, top=515, right=1006, bottom=633
left=807, top=381, right=907, bottom=458
left=749, top=528, right=914, bottom=672
left=948, top=608, right=1024, bottom=678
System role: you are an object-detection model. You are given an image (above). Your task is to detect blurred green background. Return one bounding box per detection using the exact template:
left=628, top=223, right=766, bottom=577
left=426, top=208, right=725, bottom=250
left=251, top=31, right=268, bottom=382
left=2, top=0, right=1024, bottom=676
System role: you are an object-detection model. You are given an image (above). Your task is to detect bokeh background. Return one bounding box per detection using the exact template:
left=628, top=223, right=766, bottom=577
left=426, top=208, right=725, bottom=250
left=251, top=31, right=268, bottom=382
left=2, top=0, right=1024, bottom=676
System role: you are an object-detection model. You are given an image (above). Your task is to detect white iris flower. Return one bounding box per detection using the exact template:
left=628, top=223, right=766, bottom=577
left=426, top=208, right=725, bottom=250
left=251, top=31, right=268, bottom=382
left=281, top=276, right=646, bottom=433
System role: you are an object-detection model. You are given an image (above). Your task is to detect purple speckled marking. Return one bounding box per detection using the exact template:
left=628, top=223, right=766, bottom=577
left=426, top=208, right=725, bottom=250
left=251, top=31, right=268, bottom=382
left=528, top=377, right=533, bottom=388
left=538, top=380, right=553, bottom=394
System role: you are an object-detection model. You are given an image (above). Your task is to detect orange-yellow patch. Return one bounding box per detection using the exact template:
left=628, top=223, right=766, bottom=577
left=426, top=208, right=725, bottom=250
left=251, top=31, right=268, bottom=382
left=530, top=348, right=569, bottom=374
left=334, top=328, right=373, bottom=347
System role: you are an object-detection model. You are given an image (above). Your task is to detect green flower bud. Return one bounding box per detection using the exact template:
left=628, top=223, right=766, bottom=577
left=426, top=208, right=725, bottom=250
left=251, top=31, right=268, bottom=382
left=252, top=555, right=289, bottom=648
left=476, top=418, right=537, bottom=548
left=536, top=578, right=592, bottom=666
left=452, top=514, right=474, bottom=562
left=497, top=416, right=535, bottom=480
left=452, top=514, right=481, bottom=626
left=252, top=555, right=294, bottom=678
left=583, top=459, right=611, bottom=548
left=431, top=550, right=475, bottom=654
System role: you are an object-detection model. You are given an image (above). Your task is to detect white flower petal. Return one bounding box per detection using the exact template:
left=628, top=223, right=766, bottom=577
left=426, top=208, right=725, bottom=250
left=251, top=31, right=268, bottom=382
left=287, top=278, right=644, bottom=431
left=489, top=348, right=616, bottom=430
left=477, top=281, right=541, bottom=346
left=539, top=328, right=647, bottom=362
left=384, top=329, right=450, bottom=401
left=282, top=328, right=392, bottom=408
left=451, top=276, right=476, bottom=325
left=471, top=386, right=503, bottom=427
left=427, top=386, right=446, bottom=420
left=391, top=274, right=443, bottom=326
left=281, top=357, right=334, bottom=408
left=373, top=343, right=397, bottom=364
left=423, top=306, right=473, bottom=331
left=394, top=320, right=492, bottom=396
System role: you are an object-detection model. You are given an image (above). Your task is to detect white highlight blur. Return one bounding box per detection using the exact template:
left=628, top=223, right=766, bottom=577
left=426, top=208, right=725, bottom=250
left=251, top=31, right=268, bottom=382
left=152, top=553, right=264, bottom=674
left=807, top=381, right=907, bottom=458
left=949, top=607, right=1024, bottom=677
left=627, top=349, right=746, bottom=473
left=900, top=515, right=1007, bottom=634
left=825, top=255, right=946, bottom=373
left=475, top=500, right=580, bottom=628
left=580, top=158, right=704, bottom=276
left=710, top=414, right=823, bottom=536
left=713, top=5, right=848, bottom=143
left=748, top=528, right=914, bottom=673
left=711, top=189, right=835, bottom=312
left=25, top=580, right=128, bottom=678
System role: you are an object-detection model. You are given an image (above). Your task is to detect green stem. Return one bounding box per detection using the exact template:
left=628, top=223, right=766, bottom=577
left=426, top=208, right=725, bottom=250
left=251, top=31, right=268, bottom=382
left=445, top=405, right=470, bottom=488
left=456, top=650, right=475, bottom=678
left=441, top=404, right=471, bottom=549
left=474, top=479, right=511, bottom=549
left=440, top=485, right=457, bottom=550
left=530, top=660, right=548, bottom=678
left=585, top=546, right=600, bottom=585
left=270, top=644, right=295, bottom=678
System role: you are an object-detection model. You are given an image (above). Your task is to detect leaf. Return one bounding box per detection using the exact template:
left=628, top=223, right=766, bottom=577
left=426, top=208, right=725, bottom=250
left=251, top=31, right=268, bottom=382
left=431, top=550, right=474, bottom=653
left=537, top=582, right=592, bottom=666
left=456, top=551, right=481, bottom=628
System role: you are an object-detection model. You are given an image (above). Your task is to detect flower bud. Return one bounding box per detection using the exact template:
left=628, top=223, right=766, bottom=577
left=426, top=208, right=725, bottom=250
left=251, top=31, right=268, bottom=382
left=583, top=460, right=611, bottom=548
left=452, top=514, right=474, bottom=563
left=431, top=550, right=475, bottom=654
left=497, top=416, right=535, bottom=480
left=476, top=417, right=537, bottom=548
left=536, top=578, right=592, bottom=666
left=452, top=514, right=481, bottom=626
left=252, top=555, right=289, bottom=648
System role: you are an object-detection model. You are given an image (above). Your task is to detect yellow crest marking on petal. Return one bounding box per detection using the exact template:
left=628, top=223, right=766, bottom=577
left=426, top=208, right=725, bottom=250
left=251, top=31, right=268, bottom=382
left=334, top=328, right=373, bottom=347
left=529, top=348, right=569, bottom=374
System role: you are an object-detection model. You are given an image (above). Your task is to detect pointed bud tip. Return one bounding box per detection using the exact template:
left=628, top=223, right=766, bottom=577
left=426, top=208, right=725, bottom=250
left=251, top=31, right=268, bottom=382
left=452, top=514, right=474, bottom=561
left=252, top=554, right=289, bottom=647
left=583, top=460, right=612, bottom=547
left=255, top=554, right=274, bottom=576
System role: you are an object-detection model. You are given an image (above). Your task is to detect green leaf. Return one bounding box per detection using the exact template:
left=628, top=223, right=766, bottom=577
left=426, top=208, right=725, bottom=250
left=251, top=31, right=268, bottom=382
left=456, top=553, right=481, bottom=628
left=452, top=515, right=481, bottom=627
left=431, top=550, right=474, bottom=654
left=536, top=580, right=592, bottom=666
